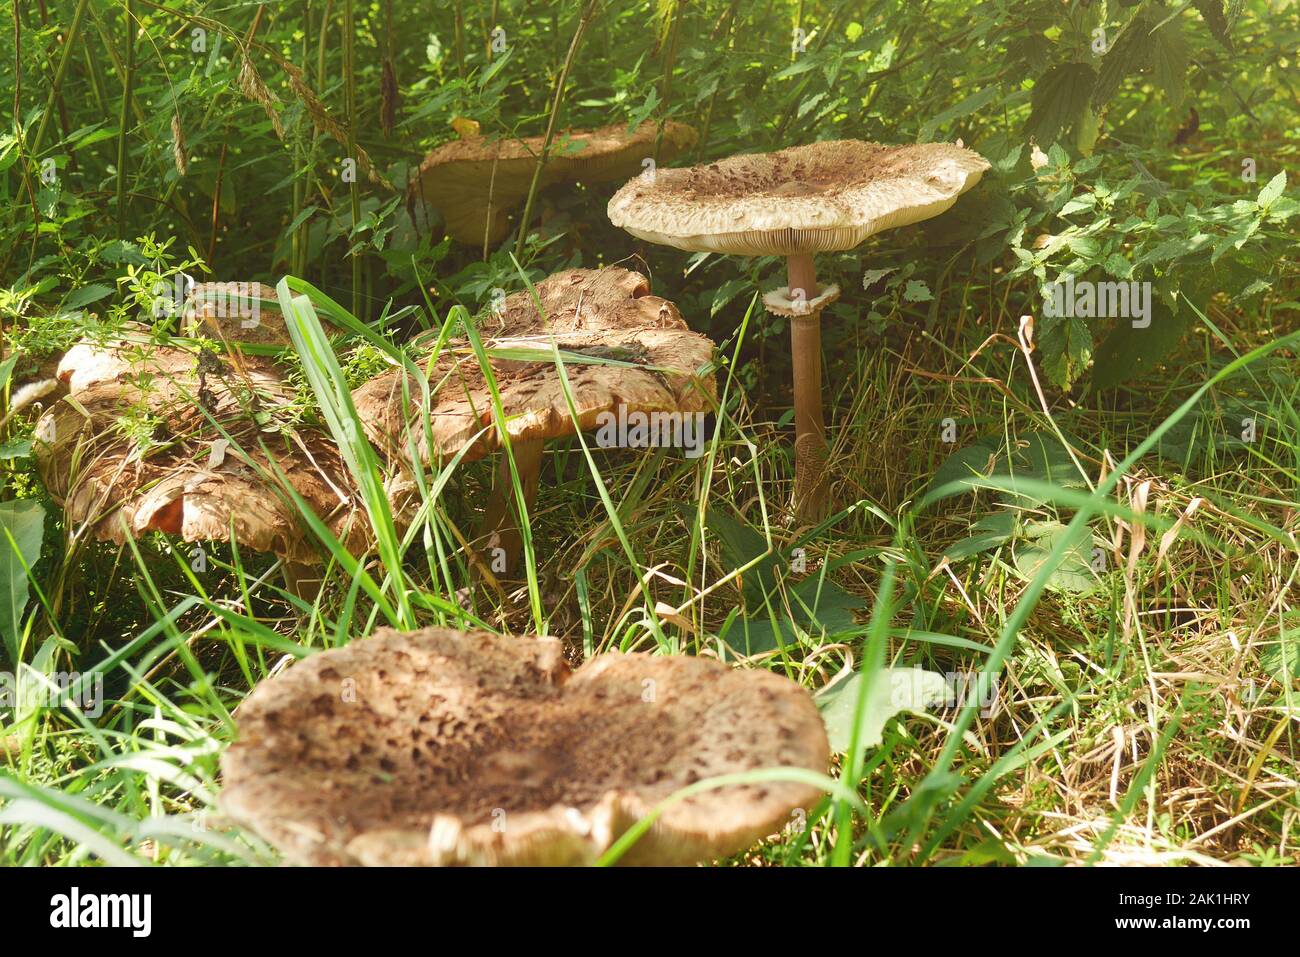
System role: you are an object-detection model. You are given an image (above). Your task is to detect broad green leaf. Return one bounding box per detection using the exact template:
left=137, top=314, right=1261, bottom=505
left=1012, top=520, right=1099, bottom=593
left=1192, top=0, right=1234, bottom=52
left=1037, top=312, right=1093, bottom=389
left=817, top=667, right=952, bottom=753
left=1151, top=17, right=1188, bottom=109
left=942, top=511, right=1017, bottom=562
left=930, top=442, right=998, bottom=492
left=1091, top=301, right=1192, bottom=390
left=1027, top=63, right=1097, bottom=145
left=1257, top=171, right=1286, bottom=208
left=63, top=283, right=114, bottom=310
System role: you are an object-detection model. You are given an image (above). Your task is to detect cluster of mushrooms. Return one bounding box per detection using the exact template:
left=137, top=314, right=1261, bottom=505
left=33, top=121, right=988, bottom=865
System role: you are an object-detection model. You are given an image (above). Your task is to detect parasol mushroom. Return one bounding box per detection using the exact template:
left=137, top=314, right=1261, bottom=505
left=35, top=334, right=390, bottom=595
left=351, top=267, right=716, bottom=574
left=219, top=626, right=829, bottom=866
left=410, top=120, right=697, bottom=247
left=607, top=140, right=990, bottom=520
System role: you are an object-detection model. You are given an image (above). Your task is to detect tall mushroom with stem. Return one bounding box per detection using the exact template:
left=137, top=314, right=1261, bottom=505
left=351, top=267, right=716, bottom=576
left=607, top=140, right=990, bottom=521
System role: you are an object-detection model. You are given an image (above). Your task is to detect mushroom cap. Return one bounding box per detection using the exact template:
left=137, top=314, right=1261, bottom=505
left=36, top=338, right=387, bottom=564
left=182, top=281, right=290, bottom=346
left=412, top=121, right=696, bottom=246
left=351, top=267, right=716, bottom=467
left=181, top=281, right=340, bottom=346
left=219, top=627, right=830, bottom=866
left=607, top=140, right=991, bottom=256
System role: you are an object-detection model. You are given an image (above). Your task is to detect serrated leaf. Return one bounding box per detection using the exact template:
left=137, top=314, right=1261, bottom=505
left=1192, top=0, right=1234, bottom=52
left=903, top=279, right=933, bottom=302
left=1151, top=17, right=1188, bottom=109
left=1037, top=313, right=1093, bottom=389
left=1027, top=63, right=1097, bottom=146
left=63, top=283, right=114, bottom=310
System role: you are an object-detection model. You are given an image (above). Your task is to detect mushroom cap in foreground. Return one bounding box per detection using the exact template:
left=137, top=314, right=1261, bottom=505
left=607, top=140, right=990, bottom=256
left=219, top=627, right=830, bottom=866
left=351, top=267, right=716, bottom=466
left=412, top=121, right=696, bottom=246
left=35, top=338, right=385, bottom=563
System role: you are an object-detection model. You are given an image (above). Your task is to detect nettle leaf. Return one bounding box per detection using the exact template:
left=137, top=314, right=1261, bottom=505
left=1091, top=301, right=1193, bottom=390
left=63, top=283, right=114, bottom=310
left=1150, top=17, right=1188, bottom=109
left=1093, top=22, right=1144, bottom=107
left=1012, top=520, right=1100, bottom=593
left=710, top=277, right=749, bottom=316
left=0, top=500, right=45, bottom=663
left=816, top=667, right=952, bottom=754
left=1257, top=171, right=1287, bottom=208
left=1026, top=63, right=1097, bottom=146
left=903, top=279, right=933, bottom=302
left=1037, top=312, right=1093, bottom=389
left=1192, top=0, right=1234, bottom=52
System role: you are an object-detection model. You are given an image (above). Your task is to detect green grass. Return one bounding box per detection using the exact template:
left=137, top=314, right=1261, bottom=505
left=3, top=272, right=1298, bottom=866
left=2, top=0, right=1299, bottom=868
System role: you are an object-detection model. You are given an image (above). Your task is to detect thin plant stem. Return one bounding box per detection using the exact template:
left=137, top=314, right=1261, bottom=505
left=342, top=0, right=362, bottom=318
left=512, top=0, right=600, bottom=263
left=115, top=0, right=137, bottom=240
left=31, top=0, right=91, bottom=158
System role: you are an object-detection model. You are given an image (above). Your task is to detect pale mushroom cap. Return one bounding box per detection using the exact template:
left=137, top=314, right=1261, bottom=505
left=412, top=121, right=697, bottom=245
left=351, top=267, right=717, bottom=466
left=183, top=281, right=299, bottom=346
left=36, top=339, right=390, bottom=563
left=607, top=140, right=991, bottom=256
left=219, top=627, right=830, bottom=866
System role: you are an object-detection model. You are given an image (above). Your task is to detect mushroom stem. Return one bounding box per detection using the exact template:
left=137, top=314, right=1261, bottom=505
left=786, top=255, right=830, bottom=522
left=787, top=252, right=818, bottom=301
left=282, top=561, right=323, bottom=601
left=478, top=437, right=545, bottom=576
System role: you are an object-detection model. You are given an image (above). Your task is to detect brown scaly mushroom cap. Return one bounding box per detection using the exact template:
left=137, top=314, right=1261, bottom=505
left=607, top=140, right=990, bottom=257
left=351, top=267, right=716, bottom=467
left=180, top=281, right=340, bottom=346
left=411, top=121, right=697, bottom=246
left=219, top=627, right=830, bottom=866
left=35, top=337, right=385, bottom=564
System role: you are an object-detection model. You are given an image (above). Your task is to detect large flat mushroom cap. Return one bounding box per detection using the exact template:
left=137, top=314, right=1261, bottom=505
left=412, top=121, right=696, bottom=246
left=608, top=140, right=991, bottom=256
left=219, top=627, right=829, bottom=866
left=351, top=267, right=716, bottom=467
left=36, top=339, right=386, bottom=564
left=552, top=119, right=698, bottom=183
left=182, top=282, right=288, bottom=345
